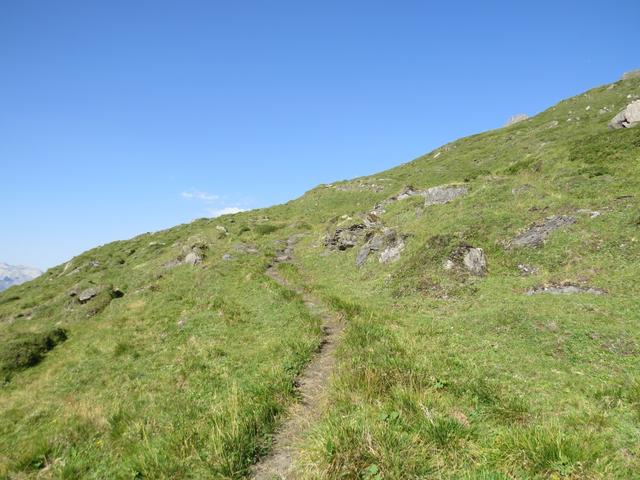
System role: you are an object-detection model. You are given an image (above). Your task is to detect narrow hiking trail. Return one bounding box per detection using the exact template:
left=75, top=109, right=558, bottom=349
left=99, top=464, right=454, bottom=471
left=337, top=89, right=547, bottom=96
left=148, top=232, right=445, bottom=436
left=251, top=239, right=345, bottom=480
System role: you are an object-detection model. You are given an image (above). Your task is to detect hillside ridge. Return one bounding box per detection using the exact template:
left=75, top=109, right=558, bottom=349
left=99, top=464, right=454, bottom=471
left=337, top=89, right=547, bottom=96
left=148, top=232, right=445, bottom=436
left=1, top=73, right=639, bottom=479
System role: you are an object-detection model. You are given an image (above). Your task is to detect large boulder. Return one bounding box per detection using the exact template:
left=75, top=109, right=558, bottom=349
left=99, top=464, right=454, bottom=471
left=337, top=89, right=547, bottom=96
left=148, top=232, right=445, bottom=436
left=608, top=100, right=640, bottom=129
left=510, top=215, right=576, bottom=248
left=78, top=287, right=99, bottom=304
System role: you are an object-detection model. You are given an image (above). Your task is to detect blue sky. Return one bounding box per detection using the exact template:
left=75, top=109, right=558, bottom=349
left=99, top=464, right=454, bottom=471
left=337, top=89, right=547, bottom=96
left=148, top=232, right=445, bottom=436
left=1, top=1, right=638, bottom=270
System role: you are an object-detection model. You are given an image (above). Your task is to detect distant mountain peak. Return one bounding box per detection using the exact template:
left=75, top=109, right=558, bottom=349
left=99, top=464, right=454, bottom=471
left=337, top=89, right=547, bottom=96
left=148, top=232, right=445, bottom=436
left=0, top=262, right=42, bottom=291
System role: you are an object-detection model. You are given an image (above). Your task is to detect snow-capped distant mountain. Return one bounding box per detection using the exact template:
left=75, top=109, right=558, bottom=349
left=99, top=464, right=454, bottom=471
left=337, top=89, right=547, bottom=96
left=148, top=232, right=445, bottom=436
left=0, top=262, right=42, bottom=292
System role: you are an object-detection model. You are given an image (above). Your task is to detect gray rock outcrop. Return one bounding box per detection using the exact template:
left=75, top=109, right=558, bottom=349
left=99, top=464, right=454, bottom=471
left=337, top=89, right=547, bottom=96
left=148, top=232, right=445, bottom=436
left=423, top=185, right=468, bottom=206
left=510, top=215, right=576, bottom=248
left=356, top=228, right=406, bottom=266
left=371, top=184, right=468, bottom=215
left=325, top=224, right=367, bottom=250
left=608, top=100, right=640, bottom=129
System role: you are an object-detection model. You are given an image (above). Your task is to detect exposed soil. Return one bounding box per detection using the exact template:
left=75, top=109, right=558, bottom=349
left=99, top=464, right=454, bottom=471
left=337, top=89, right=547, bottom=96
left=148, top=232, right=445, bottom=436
left=251, top=244, right=345, bottom=480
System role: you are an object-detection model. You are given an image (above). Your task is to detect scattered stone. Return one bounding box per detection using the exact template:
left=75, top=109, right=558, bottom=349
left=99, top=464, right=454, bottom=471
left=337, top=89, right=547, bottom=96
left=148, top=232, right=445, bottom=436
left=622, top=69, right=640, bottom=81
left=275, top=234, right=305, bottom=262
left=510, top=215, right=576, bottom=248
left=517, top=264, right=539, bottom=276
left=547, top=120, right=559, bottom=128
left=526, top=283, right=605, bottom=296
left=222, top=254, right=233, bottom=261
left=423, top=185, right=468, bottom=206
left=78, top=287, right=99, bottom=304
left=608, top=100, right=640, bottom=129
left=504, top=113, right=529, bottom=127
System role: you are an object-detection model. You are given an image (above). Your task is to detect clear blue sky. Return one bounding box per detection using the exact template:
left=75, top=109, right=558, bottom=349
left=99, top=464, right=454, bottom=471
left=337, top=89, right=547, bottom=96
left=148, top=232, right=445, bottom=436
left=2, top=1, right=638, bottom=270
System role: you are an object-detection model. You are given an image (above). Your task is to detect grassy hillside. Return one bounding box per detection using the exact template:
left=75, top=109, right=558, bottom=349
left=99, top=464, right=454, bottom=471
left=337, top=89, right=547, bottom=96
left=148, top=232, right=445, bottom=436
left=1, top=75, right=639, bottom=479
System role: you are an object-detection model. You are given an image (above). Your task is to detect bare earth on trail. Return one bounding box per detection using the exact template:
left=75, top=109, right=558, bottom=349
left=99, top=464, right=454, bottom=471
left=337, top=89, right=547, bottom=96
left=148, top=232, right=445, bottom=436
left=251, top=262, right=344, bottom=480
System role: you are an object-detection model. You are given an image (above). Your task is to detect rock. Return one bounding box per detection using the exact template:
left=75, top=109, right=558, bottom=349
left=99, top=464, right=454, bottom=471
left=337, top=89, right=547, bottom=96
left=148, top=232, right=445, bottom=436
left=355, top=244, right=373, bottom=267
left=396, top=186, right=420, bottom=201
left=462, top=248, right=488, bottom=276
left=577, top=209, right=602, bottom=218
left=222, top=254, right=233, bottom=261
left=510, top=215, right=576, bottom=248
left=608, top=100, right=640, bottom=129
left=622, top=69, right=640, bottom=80
left=363, top=212, right=380, bottom=228
left=526, top=284, right=605, bottom=295
left=445, top=244, right=487, bottom=276
left=78, top=287, right=99, bottom=304
left=325, top=224, right=367, bottom=250
left=183, top=252, right=202, bottom=266
left=233, top=243, right=258, bottom=254
left=443, top=259, right=456, bottom=271
left=379, top=239, right=405, bottom=264
left=356, top=228, right=406, bottom=266
left=216, top=225, right=228, bottom=234
left=504, top=113, right=529, bottom=127
left=517, top=264, right=538, bottom=276
left=275, top=234, right=305, bottom=263
left=423, top=185, right=468, bottom=206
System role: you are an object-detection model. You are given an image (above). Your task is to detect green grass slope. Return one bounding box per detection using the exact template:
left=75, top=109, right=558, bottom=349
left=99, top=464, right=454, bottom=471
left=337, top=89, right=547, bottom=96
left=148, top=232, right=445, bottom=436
left=1, top=76, right=639, bottom=479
